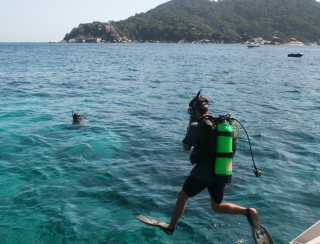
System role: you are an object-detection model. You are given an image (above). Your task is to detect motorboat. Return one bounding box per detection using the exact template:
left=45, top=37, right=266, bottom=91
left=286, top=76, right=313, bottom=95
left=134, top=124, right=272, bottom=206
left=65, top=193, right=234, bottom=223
left=247, top=43, right=260, bottom=48
left=288, top=53, right=303, bottom=57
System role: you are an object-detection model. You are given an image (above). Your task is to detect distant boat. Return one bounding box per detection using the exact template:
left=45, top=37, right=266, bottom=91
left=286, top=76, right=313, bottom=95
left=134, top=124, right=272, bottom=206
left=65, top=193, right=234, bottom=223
left=289, top=220, right=320, bottom=244
left=288, top=53, right=303, bottom=57
left=247, top=44, right=260, bottom=48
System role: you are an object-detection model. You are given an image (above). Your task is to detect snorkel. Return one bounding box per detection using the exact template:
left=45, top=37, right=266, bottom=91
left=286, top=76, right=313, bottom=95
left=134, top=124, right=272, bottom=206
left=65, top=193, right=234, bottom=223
left=188, top=88, right=202, bottom=122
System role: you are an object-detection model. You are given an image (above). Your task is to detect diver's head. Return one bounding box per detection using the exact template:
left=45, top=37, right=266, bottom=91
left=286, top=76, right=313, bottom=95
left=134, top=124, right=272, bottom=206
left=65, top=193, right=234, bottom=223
left=72, top=112, right=82, bottom=123
left=188, top=96, right=209, bottom=120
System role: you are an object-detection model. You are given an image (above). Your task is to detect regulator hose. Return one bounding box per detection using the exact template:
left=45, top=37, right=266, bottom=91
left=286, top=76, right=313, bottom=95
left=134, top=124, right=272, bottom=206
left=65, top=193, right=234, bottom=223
left=231, top=118, right=262, bottom=177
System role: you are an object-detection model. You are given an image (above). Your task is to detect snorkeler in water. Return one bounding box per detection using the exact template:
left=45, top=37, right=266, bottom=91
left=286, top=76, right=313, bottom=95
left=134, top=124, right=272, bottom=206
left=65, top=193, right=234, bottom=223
left=72, top=112, right=83, bottom=124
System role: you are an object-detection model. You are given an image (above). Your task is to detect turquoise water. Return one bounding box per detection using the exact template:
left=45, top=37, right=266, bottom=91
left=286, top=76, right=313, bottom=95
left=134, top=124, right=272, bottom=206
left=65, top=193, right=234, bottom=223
left=0, top=43, right=319, bottom=243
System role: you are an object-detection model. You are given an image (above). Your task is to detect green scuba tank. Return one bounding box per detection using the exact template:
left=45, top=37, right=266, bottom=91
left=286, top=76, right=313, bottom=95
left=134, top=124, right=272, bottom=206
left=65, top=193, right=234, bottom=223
left=214, top=121, right=234, bottom=184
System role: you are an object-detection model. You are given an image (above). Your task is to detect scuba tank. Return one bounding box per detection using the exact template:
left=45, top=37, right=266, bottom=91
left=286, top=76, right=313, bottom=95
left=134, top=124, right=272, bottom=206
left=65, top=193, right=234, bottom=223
left=214, top=114, right=234, bottom=184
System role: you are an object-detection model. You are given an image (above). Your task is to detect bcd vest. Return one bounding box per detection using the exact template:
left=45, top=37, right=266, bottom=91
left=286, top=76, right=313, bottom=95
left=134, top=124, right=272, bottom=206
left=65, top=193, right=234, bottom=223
left=190, top=115, right=236, bottom=184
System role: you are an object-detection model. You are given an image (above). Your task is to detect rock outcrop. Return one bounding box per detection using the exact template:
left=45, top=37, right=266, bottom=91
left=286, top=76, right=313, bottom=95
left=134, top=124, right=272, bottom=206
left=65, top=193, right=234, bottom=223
left=63, top=22, right=131, bottom=43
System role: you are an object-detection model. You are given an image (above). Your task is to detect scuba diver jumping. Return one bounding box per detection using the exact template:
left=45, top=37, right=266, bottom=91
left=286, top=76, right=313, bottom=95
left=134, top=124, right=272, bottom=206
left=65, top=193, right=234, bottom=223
left=161, top=89, right=262, bottom=236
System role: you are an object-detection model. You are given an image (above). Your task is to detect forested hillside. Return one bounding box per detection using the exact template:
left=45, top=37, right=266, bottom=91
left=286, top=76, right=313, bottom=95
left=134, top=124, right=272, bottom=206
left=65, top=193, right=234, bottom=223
left=64, top=0, right=320, bottom=43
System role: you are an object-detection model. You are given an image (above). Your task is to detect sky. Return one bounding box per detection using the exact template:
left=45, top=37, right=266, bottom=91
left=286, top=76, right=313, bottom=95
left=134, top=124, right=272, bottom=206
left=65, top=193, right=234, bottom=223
left=0, top=0, right=170, bottom=42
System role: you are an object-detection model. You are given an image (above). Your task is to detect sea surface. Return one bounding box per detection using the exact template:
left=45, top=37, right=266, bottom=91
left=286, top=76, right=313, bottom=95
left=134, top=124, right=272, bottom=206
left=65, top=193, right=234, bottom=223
left=0, top=42, right=319, bottom=244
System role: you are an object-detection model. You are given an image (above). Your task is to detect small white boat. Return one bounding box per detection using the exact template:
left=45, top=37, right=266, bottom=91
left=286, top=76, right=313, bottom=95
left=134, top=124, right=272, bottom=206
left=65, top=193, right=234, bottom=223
left=289, top=220, right=320, bottom=244
left=247, top=43, right=260, bottom=48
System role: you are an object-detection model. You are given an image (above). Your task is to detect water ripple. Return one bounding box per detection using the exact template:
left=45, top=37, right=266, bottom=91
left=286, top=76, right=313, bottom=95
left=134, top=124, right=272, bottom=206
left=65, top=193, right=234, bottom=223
left=0, top=43, right=319, bottom=243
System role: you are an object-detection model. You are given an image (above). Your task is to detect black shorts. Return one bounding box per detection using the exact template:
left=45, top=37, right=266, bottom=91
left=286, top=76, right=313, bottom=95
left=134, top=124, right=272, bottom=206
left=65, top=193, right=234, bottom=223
left=183, top=175, right=225, bottom=204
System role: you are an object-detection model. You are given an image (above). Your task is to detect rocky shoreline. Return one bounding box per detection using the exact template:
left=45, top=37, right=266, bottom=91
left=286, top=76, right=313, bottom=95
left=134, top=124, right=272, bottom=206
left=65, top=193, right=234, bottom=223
left=61, top=37, right=318, bottom=46
left=62, top=23, right=319, bottom=46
